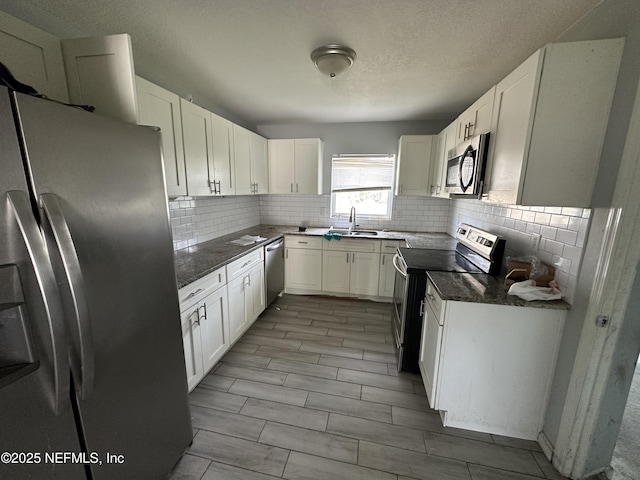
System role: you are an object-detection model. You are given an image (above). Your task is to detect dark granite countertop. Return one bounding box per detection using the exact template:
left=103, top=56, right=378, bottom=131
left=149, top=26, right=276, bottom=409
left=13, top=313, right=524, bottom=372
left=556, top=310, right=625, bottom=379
left=174, top=225, right=298, bottom=288
left=174, top=225, right=455, bottom=289
left=426, top=271, right=571, bottom=310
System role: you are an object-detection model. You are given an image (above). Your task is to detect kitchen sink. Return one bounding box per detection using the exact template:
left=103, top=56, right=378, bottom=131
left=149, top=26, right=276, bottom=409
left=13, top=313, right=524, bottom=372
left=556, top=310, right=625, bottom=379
left=327, top=228, right=379, bottom=236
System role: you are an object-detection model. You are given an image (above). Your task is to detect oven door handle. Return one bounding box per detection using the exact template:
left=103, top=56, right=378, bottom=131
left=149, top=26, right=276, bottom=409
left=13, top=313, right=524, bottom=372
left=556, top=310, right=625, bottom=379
left=392, top=254, right=406, bottom=278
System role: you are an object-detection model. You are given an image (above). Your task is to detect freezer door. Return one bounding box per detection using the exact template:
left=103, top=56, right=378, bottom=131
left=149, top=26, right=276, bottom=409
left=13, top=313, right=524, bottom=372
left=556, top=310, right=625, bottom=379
left=0, top=88, right=85, bottom=479
left=12, top=92, right=192, bottom=480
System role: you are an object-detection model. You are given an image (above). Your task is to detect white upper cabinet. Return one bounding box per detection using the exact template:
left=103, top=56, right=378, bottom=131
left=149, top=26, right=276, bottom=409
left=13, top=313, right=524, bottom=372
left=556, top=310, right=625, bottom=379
left=395, top=135, right=437, bottom=196
left=136, top=77, right=187, bottom=197
left=268, top=138, right=323, bottom=194
left=251, top=133, right=269, bottom=194
left=61, top=34, right=138, bottom=124
left=234, top=125, right=268, bottom=195
left=210, top=113, right=236, bottom=195
left=455, top=86, right=495, bottom=144
left=485, top=39, right=624, bottom=207
left=0, top=11, right=68, bottom=102
left=431, top=121, right=457, bottom=198
left=233, top=125, right=252, bottom=195
left=181, top=99, right=215, bottom=196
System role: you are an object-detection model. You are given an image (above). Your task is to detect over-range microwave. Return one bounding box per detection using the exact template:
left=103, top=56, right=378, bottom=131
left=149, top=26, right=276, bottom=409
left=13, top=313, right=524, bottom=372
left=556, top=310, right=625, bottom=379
left=445, top=133, right=489, bottom=196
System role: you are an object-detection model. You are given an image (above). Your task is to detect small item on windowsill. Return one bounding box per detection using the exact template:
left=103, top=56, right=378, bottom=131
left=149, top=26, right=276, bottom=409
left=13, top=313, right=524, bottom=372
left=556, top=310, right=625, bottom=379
left=299, top=226, right=307, bottom=232
left=507, top=279, right=562, bottom=301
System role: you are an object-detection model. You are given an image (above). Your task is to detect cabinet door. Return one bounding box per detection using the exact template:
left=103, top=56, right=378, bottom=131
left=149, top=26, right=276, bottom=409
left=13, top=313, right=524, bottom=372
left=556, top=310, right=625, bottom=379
left=227, top=275, right=248, bottom=344
left=200, top=286, right=229, bottom=373
left=378, top=253, right=396, bottom=298
left=350, top=252, right=380, bottom=296
left=233, top=125, right=253, bottom=195
left=247, top=264, right=266, bottom=322
left=181, top=307, right=203, bottom=392
left=322, top=250, right=351, bottom=293
left=485, top=50, right=542, bottom=205
left=136, top=77, right=186, bottom=197
left=432, top=122, right=456, bottom=198
left=210, top=113, right=235, bottom=195
left=419, top=302, right=443, bottom=409
left=251, top=133, right=269, bottom=194
left=285, top=248, right=322, bottom=291
left=455, top=86, right=496, bottom=143
left=395, top=135, right=436, bottom=196
left=61, top=34, right=138, bottom=123
left=0, top=11, right=68, bottom=102
left=294, top=138, right=321, bottom=194
left=181, top=99, right=215, bottom=196
left=268, top=139, right=296, bottom=193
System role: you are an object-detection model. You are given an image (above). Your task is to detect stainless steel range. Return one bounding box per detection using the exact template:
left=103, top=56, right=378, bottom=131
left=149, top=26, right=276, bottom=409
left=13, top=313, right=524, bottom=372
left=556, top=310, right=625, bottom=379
left=392, top=224, right=505, bottom=372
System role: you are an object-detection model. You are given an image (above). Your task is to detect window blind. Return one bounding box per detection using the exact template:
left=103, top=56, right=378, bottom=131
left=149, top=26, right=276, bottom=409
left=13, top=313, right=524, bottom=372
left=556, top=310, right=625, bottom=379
left=331, top=155, right=395, bottom=193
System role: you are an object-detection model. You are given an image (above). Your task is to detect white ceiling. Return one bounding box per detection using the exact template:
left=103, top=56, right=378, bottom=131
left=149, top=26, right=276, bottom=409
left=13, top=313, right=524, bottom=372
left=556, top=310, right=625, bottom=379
left=4, top=0, right=603, bottom=126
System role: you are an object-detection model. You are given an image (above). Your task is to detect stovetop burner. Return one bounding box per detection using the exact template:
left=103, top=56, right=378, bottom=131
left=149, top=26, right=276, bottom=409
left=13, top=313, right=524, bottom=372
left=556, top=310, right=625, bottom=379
left=398, top=224, right=505, bottom=276
left=398, top=247, right=483, bottom=274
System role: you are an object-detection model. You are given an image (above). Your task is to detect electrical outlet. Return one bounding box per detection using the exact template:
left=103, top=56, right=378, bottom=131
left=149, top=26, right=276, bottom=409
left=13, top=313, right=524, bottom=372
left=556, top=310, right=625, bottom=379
left=530, top=233, right=541, bottom=250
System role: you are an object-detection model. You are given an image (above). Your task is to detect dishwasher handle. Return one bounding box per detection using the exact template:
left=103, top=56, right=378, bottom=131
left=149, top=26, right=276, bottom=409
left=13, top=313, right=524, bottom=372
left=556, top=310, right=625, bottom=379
left=266, top=240, right=284, bottom=251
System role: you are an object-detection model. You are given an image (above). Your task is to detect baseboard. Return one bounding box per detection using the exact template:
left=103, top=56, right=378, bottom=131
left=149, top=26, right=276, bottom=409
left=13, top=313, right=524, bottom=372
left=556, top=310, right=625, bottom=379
left=537, top=430, right=554, bottom=461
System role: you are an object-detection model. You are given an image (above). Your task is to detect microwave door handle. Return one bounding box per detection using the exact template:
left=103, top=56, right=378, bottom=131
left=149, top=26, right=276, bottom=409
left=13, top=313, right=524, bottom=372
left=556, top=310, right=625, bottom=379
left=40, top=193, right=94, bottom=400
left=7, top=191, right=70, bottom=415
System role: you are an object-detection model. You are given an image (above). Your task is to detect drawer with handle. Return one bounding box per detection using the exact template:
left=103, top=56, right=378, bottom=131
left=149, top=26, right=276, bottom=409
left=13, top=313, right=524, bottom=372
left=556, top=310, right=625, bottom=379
left=284, top=235, right=323, bottom=249
left=178, top=266, right=226, bottom=307
left=226, top=248, right=264, bottom=281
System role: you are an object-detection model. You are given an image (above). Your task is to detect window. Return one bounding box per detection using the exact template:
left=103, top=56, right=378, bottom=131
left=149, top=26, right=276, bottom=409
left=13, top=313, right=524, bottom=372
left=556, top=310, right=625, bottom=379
left=330, top=154, right=396, bottom=220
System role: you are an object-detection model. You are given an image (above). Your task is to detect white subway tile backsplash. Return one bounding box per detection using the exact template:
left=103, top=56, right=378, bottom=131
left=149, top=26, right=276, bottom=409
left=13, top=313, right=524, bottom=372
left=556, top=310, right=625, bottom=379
left=169, top=192, right=589, bottom=305
left=448, top=198, right=590, bottom=304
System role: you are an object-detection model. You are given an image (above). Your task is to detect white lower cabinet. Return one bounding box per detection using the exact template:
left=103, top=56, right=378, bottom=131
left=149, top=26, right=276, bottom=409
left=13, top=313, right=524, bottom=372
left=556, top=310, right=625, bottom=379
left=378, top=240, right=402, bottom=298
left=284, top=235, right=402, bottom=299
left=227, top=251, right=266, bottom=344
left=181, top=306, right=204, bottom=392
left=179, top=267, right=229, bottom=392
left=322, top=239, right=381, bottom=297
left=418, top=279, right=566, bottom=440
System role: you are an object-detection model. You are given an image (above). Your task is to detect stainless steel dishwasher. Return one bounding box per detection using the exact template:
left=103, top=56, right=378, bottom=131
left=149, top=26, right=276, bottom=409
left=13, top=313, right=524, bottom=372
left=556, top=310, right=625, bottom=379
left=265, top=238, right=284, bottom=306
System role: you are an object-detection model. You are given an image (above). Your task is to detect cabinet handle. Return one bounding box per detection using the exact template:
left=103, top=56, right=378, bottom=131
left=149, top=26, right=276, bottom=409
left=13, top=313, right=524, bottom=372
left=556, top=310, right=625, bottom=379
left=346, top=253, right=349, bottom=263
left=242, top=260, right=252, bottom=268
left=192, top=307, right=200, bottom=325
left=291, top=183, right=293, bottom=193
left=286, top=249, right=289, bottom=259
left=419, top=300, right=425, bottom=317
left=298, top=241, right=308, bottom=244
left=352, top=253, right=355, bottom=263
left=199, top=304, right=207, bottom=321
left=187, top=288, right=204, bottom=299
left=382, top=255, right=385, bottom=265
left=400, top=185, right=403, bottom=195
left=296, top=183, right=299, bottom=193
left=216, top=180, right=221, bottom=193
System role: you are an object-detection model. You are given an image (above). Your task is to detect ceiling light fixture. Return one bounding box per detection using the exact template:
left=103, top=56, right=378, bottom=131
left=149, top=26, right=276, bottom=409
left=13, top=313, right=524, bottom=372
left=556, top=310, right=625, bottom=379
left=310, top=45, right=357, bottom=78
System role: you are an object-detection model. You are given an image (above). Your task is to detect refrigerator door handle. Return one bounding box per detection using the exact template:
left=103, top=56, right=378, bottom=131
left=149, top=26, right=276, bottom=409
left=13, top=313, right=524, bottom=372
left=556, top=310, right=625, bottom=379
left=6, top=191, right=70, bottom=415
left=40, top=193, right=94, bottom=400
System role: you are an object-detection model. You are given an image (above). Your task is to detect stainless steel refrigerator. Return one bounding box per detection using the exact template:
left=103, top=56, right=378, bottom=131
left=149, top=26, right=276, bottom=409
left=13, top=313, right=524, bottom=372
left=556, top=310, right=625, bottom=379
left=0, top=86, right=192, bottom=479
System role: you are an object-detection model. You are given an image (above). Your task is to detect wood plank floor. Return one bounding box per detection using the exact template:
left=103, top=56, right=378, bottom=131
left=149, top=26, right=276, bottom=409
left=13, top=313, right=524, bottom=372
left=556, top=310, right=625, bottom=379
left=168, top=294, right=566, bottom=480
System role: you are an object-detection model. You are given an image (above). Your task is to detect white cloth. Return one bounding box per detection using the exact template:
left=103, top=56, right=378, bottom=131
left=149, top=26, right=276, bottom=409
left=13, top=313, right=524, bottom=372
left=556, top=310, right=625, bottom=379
left=507, top=280, right=562, bottom=301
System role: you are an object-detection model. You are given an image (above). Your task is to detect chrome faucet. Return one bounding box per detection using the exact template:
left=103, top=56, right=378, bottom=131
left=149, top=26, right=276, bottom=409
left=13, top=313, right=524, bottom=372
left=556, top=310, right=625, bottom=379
left=348, top=206, right=357, bottom=234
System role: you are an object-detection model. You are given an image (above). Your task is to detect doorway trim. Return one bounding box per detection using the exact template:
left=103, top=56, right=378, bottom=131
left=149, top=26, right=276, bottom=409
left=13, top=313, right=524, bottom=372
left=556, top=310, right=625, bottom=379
left=553, top=75, right=640, bottom=477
